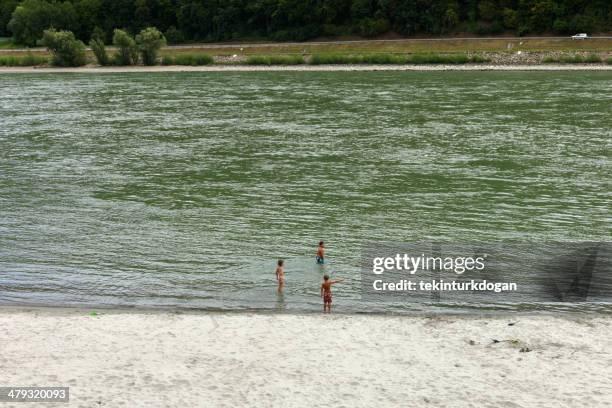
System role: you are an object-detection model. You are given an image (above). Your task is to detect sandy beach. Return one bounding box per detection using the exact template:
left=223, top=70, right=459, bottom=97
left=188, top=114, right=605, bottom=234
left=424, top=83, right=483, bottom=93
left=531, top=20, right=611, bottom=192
left=1, top=308, right=610, bottom=407
left=1, top=64, right=612, bottom=74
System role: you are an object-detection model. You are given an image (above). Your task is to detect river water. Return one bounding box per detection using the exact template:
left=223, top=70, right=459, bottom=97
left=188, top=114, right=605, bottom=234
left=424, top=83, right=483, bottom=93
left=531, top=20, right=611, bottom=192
left=1, top=71, right=610, bottom=313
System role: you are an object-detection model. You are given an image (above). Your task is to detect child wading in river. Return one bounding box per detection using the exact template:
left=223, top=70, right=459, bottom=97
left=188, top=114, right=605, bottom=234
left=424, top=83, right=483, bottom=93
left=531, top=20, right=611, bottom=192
left=320, top=274, right=343, bottom=313
left=275, top=259, right=285, bottom=293
left=316, top=241, right=325, bottom=264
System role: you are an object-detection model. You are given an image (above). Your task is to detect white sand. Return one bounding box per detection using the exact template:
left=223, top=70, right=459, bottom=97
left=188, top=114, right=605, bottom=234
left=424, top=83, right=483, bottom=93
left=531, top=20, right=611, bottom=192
left=1, top=64, right=612, bottom=73
left=1, top=308, right=610, bottom=407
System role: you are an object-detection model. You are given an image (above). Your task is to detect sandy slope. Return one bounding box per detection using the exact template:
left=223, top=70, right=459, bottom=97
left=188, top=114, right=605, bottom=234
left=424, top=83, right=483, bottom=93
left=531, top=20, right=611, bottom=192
left=0, top=309, right=611, bottom=408
left=1, top=64, right=612, bottom=73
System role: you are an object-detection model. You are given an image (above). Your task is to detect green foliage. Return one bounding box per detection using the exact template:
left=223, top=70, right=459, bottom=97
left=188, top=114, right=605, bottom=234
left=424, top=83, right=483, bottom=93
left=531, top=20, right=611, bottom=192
left=0, top=0, right=19, bottom=37
left=309, top=53, right=487, bottom=65
left=545, top=54, right=603, bottom=64
left=308, top=53, right=405, bottom=65
left=246, top=55, right=305, bottom=65
left=136, top=27, right=166, bottom=66
left=160, top=55, right=173, bottom=65
left=0, top=53, right=47, bottom=66
left=164, top=26, right=184, bottom=45
left=112, top=29, right=138, bottom=66
left=161, top=53, right=214, bottom=65
left=355, top=18, right=390, bottom=38
left=1, top=1, right=611, bottom=44
left=583, top=53, right=602, bottom=63
left=42, top=28, right=86, bottom=66
left=606, top=57, right=612, bottom=65
left=89, top=38, right=109, bottom=66
left=408, top=53, right=469, bottom=64
left=7, top=0, right=77, bottom=46
left=560, top=55, right=585, bottom=63
left=309, top=54, right=363, bottom=65
left=90, top=26, right=105, bottom=43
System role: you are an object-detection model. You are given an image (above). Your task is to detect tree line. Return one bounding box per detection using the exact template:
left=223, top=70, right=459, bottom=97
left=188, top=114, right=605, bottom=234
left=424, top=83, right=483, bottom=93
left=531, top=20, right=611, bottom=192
left=1, top=0, right=611, bottom=46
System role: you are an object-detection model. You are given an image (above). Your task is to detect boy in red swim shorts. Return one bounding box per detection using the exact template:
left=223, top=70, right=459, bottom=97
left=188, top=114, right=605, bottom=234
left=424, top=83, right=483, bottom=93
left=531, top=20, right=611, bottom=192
left=320, top=274, right=344, bottom=313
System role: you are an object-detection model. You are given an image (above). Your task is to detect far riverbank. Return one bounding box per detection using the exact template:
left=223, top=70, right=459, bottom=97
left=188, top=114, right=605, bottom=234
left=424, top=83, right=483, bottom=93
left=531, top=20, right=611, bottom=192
left=2, top=63, right=612, bottom=73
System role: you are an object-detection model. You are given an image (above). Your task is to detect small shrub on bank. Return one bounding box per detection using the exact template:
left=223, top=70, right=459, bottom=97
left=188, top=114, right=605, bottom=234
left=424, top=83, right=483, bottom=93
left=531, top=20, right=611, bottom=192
left=42, top=29, right=87, bottom=67
left=162, top=53, right=214, bottom=65
left=606, top=57, right=612, bottom=65
left=0, top=53, right=48, bottom=66
left=136, top=27, right=166, bottom=66
left=584, top=53, right=602, bottom=63
left=560, top=55, right=584, bottom=63
left=542, top=56, right=556, bottom=63
left=90, top=38, right=109, bottom=66
left=112, top=29, right=138, bottom=65
left=246, top=55, right=304, bottom=65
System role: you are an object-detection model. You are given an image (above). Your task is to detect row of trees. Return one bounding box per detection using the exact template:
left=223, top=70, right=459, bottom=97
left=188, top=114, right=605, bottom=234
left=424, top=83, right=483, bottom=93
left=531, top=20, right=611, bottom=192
left=2, top=0, right=611, bottom=46
left=42, top=26, right=165, bottom=66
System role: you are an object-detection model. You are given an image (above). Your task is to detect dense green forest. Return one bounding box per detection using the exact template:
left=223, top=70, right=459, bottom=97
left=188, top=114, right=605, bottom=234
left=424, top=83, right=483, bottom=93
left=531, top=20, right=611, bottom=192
left=1, top=0, right=611, bottom=46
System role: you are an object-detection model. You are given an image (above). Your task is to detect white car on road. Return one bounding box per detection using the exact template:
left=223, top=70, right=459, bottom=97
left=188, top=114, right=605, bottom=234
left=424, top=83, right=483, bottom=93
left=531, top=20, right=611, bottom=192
left=571, top=33, right=588, bottom=40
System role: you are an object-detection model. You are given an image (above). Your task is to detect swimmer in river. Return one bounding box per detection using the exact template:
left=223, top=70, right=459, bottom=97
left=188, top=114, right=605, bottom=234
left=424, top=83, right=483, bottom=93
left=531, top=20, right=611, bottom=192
left=316, top=241, right=325, bottom=264
left=321, top=274, right=343, bottom=313
left=275, top=259, right=285, bottom=293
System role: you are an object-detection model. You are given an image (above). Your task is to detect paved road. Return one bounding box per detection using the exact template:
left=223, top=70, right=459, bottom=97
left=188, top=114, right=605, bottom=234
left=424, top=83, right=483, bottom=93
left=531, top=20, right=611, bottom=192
left=2, top=36, right=611, bottom=53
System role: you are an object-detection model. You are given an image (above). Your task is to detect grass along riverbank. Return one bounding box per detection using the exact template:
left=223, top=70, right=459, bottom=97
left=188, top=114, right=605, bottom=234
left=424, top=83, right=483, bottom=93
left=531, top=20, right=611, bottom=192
left=1, top=35, right=612, bottom=67
left=1, top=50, right=611, bottom=67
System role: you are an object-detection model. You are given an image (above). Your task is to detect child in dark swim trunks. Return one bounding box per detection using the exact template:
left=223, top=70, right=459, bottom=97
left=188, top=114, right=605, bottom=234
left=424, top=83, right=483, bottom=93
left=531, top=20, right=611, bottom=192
left=321, top=274, right=343, bottom=313
left=316, top=241, right=325, bottom=264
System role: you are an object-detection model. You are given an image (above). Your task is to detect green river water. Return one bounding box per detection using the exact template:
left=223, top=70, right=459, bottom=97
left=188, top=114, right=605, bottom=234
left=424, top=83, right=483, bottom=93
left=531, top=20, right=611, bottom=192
left=0, top=71, right=610, bottom=312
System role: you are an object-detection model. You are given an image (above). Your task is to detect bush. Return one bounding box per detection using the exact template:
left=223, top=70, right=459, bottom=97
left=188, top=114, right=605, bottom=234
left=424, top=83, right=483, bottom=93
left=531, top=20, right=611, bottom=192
left=542, top=56, right=556, bottom=63
left=89, top=38, right=109, bottom=66
left=136, top=27, right=166, bottom=66
left=0, top=53, right=48, bottom=66
left=162, top=53, right=214, bottom=65
left=161, top=55, right=174, bottom=65
left=584, top=53, right=602, bottom=63
left=246, top=55, right=304, bottom=65
left=42, top=29, right=87, bottom=67
left=112, top=29, right=138, bottom=65
left=560, top=55, right=583, bottom=63
left=606, top=57, right=612, bottom=65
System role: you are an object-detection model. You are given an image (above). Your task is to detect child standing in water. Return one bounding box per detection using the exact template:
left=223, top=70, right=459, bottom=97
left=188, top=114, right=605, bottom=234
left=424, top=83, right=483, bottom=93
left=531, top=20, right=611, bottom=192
left=316, top=241, right=325, bottom=264
left=275, top=259, right=285, bottom=293
left=321, top=274, right=343, bottom=313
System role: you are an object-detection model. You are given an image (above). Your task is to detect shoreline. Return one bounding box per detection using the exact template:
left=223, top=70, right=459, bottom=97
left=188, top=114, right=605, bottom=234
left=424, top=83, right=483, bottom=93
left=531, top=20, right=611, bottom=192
left=0, top=304, right=599, bottom=317
left=1, top=308, right=610, bottom=407
left=1, top=64, right=612, bottom=73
